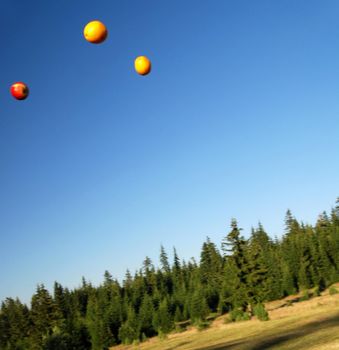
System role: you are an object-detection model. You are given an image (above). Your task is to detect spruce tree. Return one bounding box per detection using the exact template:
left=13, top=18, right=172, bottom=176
left=189, top=288, right=209, bottom=323
left=30, top=284, right=57, bottom=349
left=246, top=227, right=270, bottom=307
left=86, top=289, right=115, bottom=350
left=173, top=247, right=181, bottom=273
left=118, top=306, right=139, bottom=345
left=138, top=294, right=156, bottom=337
left=153, top=298, right=172, bottom=335
left=222, top=219, right=249, bottom=312
left=0, top=297, right=30, bottom=349
left=160, top=245, right=170, bottom=274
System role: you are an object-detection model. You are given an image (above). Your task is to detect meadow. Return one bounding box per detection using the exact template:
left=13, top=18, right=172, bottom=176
left=112, top=284, right=339, bottom=350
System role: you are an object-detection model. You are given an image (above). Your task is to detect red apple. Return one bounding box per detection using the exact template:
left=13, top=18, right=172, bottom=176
left=10, top=82, right=29, bottom=100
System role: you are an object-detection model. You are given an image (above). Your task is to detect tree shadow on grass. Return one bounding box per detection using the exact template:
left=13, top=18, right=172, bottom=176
left=166, top=341, right=191, bottom=349
left=196, top=313, right=339, bottom=350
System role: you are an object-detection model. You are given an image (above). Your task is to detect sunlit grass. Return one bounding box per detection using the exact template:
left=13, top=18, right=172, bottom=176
left=111, top=284, right=339, bottom=350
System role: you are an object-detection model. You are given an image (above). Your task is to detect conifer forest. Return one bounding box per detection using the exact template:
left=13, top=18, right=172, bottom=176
left=1, top=199, right=339, bottom=350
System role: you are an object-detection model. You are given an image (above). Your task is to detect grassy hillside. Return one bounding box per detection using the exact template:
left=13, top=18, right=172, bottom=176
left=111, top=284, right=339, bottom=350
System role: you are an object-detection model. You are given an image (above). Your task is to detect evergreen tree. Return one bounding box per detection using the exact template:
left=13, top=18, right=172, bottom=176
left=330, top=198, right=339, bottom=226
left=189, top=288, right=209, bottom=323
left=86, top=289, right=115, bottom=350
left=173, top=247, right=181, bottom=273
left=53, top=282, right=68, bottom=332
left=30, top=284, right=57, bottom=349
left=153, top=298, right=172, bottom=335
left=297, top=229, right=313, bottom=290
left=199, top=237, right=222, bottom=310
left=42, top=332, right=70, bottom=350
left=138, top=294, right=156, bottom=337
left=280, top=260, right=295, bottom=295
left=246, top=227, right=270, bottom=307
left=160, top=245, right=170, bottom=274
left=0, top=297, right=30, bottom=349
left=142, top=257, right=157, bottom=295
left=118, top=306, right=139, bottom=344
left=222, top=219, right=249, bottom=312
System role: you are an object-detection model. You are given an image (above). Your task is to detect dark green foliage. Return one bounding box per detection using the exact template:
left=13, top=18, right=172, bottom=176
left=1, top=198, right=339, bottom=347
left=189, top=288, right=209, bottom=323
left=221, top=220, right=250, bottom=312
left=281, top=261, right=296, bottom=296
left=196, top=320, right=211, bottom=331
left=118, top=323, right=137, bottom=345
left=200, top=238, right=223, bottom=311
left=246, top=226, right=271, bottom=304
left=138, top=294, right=156, bottom=337
left=42, top=333, right=70, bottom=350
left=229, top=309, right=251, bottom=322
left=118, top=306, right=139, bottom=344
left=153, top=298, right=173, bottom=335
left=173, top=247, right=181, bottom=274
left=30, top=284, right=57, bottom=349
left=253, top=303, right=269, bottom=321
left=86, top=295, right=107, bottom=349
left=0, top=297, right=30, bottom=350
left=160, top=245, right=170, bottom=274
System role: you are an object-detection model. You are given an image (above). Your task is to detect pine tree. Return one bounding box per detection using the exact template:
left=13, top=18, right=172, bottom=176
left=330, top=198, right=339, bottom=226
left=42, top=333, right=71, bottom=350
left=160, top=245, right=170, bottom=274
left=86, top=289, right=115, bottom=350
left=30, top=284, right=57, bottom=349
left=142, top=257, right=157, bottom=295
left=297, top=228, right=313, bottom=290
left=189, top=288, right=209, bottom=323
left=281, top=260, right=295, bottom=295
left=53, top=281, right=69, bottom=333
left=118, top=306, right=139, bottom=344
left=153, top=298, right=172, bottom=335
left=138, top=294, right=156, bottom=337
left=265, top=248, right=284, bottom=300
left=284, top=209, right=300, bottom=235
left=199, top=237, right=222, bottom=311
left=316, top=220, right=337, bottom=286
left=76, top=277, right=93, bottom=318
left=103, top=270, right=114, bottom=288
left=222, top=219, right=249, bottom=312
left=0, top=297, right=30, bottom=349
left=253, top=303, right=269, bottom=321
left=246, top=227, right=270, bottom=307
left=173, top=247, right=181, bottom=273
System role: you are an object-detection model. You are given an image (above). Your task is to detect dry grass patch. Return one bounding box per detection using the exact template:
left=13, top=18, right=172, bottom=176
left=111, top=287, right=339, bottom=350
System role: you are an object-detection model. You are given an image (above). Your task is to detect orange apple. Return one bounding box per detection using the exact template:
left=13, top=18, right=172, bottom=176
left=83, top=20, right=108, bottom=44
left=134, top=56, right=151, bottom=76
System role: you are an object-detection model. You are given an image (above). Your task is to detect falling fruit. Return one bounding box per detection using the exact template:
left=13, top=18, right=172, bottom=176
left=10, top=82, right=29, bottom=100
left=83, top=20, right=108, bottom=44
left=134, top=56, right=151, bottom=76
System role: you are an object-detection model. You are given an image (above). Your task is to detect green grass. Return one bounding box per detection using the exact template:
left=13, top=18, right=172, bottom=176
left=111, top=285, right=339, bottom=350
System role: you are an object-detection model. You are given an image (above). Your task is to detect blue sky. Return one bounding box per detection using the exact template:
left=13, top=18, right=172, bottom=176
left=1, top=0, right=338, bottom=304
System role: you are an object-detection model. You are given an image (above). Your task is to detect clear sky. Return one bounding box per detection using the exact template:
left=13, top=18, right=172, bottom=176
left=1, top=0, right=339, bottom=304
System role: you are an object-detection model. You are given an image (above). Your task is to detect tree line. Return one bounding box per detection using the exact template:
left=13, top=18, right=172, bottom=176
left=1, top=199, right=339, bottom=349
